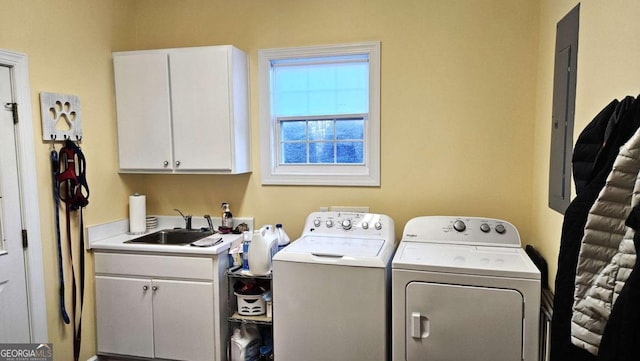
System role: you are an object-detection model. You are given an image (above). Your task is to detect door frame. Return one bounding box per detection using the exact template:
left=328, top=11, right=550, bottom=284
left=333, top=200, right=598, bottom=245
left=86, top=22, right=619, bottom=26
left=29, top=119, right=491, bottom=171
left=0, top=49, right=48, bottom=342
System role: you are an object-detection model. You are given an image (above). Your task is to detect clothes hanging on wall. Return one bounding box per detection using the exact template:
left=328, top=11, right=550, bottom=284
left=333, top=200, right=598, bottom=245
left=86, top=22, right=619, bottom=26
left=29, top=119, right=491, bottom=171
left=571, top=125, right=640, bottom=354
left=551, top=95, right=640, bottom=361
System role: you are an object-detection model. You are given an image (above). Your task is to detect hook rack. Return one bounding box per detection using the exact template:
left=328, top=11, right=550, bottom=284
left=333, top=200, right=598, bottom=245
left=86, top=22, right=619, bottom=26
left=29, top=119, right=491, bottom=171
left=40, top=92, right=83, bottom=142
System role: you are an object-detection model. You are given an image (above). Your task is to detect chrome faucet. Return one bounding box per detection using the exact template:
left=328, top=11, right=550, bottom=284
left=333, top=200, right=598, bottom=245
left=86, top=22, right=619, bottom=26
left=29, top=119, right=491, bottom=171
left=204, top=214, right=215, bottom=232
left=174, top=208, right=192, bottom=230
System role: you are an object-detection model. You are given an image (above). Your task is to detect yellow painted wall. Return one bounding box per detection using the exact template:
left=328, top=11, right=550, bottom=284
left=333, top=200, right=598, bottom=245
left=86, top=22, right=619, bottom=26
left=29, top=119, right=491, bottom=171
left=532, top=0, right=640, bottom=290
left=127, top=0, right=540, bottom=243
left=1, top=1, right=138, bottom=360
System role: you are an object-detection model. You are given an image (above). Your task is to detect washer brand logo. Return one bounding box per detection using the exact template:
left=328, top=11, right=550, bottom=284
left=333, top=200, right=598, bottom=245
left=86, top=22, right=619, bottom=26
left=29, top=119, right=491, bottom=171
left=0, top=343, right=53, bottom=361
left=405, top=234, right=418, bottom=238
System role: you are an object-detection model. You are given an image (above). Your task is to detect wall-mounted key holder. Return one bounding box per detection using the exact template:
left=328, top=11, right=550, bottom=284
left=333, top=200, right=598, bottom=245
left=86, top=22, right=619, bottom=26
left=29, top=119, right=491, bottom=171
left=40, top=92, right=83, bottom=141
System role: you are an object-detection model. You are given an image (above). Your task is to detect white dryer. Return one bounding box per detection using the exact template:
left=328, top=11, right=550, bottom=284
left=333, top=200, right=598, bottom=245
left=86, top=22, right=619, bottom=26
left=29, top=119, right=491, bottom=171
left=273, top=211, right=396, bottom=361
left=392, top=216, right=540, bottom=361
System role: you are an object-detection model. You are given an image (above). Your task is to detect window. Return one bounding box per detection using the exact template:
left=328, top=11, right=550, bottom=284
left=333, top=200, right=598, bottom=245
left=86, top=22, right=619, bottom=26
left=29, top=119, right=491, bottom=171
left=259, top=42, right=380, bottom=186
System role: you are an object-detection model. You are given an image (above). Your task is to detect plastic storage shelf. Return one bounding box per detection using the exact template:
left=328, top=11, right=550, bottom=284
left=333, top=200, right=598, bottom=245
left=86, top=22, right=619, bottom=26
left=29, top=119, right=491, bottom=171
left=227, top=267, right=272, bottom=326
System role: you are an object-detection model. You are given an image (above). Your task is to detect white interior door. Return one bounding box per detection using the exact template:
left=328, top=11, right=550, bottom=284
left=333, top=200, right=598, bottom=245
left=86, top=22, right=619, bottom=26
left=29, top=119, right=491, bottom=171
left=0, top=64, right=31, bottom=341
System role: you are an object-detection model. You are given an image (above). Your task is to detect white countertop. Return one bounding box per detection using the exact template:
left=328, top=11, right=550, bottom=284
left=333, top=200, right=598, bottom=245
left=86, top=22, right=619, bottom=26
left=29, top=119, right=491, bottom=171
left=91, top=232, right=243, bottom=255
left=88, top=215, right=250, bottom=256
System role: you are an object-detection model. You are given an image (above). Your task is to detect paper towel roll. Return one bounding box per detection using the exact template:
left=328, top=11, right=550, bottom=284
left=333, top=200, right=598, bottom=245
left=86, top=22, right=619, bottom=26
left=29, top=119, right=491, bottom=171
left=129, top=193, right=146, bottom=234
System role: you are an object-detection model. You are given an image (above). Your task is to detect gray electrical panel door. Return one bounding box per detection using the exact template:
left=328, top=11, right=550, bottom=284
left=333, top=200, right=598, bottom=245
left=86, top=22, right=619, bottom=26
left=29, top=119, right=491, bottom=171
left=549, top=4, right=580, bottom=214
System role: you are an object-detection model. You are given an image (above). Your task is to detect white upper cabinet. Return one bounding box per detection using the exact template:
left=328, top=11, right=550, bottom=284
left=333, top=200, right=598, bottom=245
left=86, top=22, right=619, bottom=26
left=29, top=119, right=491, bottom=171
left=113, top=45, right=251, bottom=174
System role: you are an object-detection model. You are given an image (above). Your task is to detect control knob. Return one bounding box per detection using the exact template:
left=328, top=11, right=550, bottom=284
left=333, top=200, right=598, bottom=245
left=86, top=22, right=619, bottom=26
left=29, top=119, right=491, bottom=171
left=313, top=219, right=321, bottom=228
left=326, top=220, right=334, bottom=228
left=361, top=222, right=369, bottom=230
left=374, top=222, right=382, bottom=230
left=495, top=224, right=506, bottom=234
left=341, top=219, right=352, bottom=230
left=453, top=220, right=466, bottom=232
left=480, top=223, right=490, bottom=233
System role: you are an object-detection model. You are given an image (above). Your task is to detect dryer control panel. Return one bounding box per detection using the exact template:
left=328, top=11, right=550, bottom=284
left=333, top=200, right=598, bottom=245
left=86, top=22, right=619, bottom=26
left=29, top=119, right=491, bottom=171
left=402, top=216, right=521, bottom=247
left=304, top=211, right=394, bottom=240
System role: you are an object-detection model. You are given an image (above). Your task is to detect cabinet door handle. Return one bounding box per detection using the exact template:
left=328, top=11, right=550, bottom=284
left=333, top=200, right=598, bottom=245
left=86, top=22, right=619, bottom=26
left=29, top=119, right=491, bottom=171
left=152, top=286, right=158, bottom=291
left=163, top=161, right=169, bottom=167
left=143, top=285, right=149, bottom=291
left=175, top=161, right=181, bottom=167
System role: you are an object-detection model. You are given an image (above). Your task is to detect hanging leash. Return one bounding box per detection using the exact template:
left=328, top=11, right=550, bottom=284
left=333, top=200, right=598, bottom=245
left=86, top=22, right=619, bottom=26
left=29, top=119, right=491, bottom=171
left=51, top=140, right=70, bottom=325
left=57, top=138, right=89, bottom=361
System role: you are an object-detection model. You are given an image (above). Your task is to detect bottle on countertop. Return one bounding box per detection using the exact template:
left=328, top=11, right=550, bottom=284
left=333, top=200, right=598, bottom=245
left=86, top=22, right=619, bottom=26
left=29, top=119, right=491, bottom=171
left=242, top=231, right=251, bottom=271
left=221, top=202, right=233, bottom=230
left=276, top=224, right=290, bottom=252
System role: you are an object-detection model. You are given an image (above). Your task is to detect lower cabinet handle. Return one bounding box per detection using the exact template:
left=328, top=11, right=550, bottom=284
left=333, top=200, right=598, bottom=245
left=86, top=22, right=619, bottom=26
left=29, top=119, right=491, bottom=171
left=143, top=285, right=149, bottom=291
left=152, top=286, right=158, bottom=291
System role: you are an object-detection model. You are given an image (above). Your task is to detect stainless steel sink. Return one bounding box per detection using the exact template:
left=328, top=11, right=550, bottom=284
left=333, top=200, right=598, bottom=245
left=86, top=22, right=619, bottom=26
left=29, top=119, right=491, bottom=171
left=125, top=229, right=215, bottom=245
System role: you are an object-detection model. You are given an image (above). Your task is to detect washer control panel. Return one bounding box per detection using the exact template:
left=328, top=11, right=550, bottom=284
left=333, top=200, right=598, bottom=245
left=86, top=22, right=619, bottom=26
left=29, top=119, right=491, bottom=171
left=402, top=216, right=521, bottom=247
left=304, top=211, right=392, bottom=239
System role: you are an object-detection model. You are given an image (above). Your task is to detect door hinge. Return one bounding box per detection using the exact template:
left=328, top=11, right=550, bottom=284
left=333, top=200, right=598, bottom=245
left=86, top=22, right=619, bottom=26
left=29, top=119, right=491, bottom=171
left=4, top=102, right=18, bottom=124
left=21, top=229, right=28, bottom=248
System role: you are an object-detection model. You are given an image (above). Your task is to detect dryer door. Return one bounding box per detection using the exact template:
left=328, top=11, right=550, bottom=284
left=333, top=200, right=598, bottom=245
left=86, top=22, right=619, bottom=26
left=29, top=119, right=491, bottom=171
left=406, top=282, right=523, bottom=361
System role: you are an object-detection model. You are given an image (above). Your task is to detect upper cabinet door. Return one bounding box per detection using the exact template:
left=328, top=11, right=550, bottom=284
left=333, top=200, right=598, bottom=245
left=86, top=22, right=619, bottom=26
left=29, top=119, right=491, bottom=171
left=170, top=47, right=232, bottom=171
left=113, top=46, right=250, bottom=174
left=114, top=52, right=173, bottom=171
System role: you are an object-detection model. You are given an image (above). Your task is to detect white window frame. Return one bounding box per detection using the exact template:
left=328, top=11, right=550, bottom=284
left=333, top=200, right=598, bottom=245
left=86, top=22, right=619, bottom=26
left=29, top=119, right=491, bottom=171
left=259, top=41, right=381, bottom=186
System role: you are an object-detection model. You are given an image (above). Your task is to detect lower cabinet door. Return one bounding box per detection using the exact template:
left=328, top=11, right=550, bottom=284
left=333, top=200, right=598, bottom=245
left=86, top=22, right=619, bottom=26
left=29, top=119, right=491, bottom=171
left=152, top=279, right=215, bottom=361
left=95, top=276, right=154, bottom=358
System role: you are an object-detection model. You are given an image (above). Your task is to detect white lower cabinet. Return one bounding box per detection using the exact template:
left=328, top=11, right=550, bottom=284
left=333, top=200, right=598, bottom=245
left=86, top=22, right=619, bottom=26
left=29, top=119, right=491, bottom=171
left=95, top=276, right=154, bottom=358
left=153, top=279, right=214, bottom=361
left=94, top=252, right=228, bottom=361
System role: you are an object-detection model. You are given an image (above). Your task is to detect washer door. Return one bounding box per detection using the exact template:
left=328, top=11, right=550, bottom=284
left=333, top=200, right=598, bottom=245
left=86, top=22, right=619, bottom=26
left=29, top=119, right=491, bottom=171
left=406, top=282, right=523, bottom=361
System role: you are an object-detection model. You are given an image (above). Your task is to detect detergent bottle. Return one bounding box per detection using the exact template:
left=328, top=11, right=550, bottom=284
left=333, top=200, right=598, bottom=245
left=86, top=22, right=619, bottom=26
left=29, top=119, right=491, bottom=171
left=248, top=225, right=279, bottom=275
left=229, top=324, right=261, bottom=361
left=275, top=224, right=290, bottom=252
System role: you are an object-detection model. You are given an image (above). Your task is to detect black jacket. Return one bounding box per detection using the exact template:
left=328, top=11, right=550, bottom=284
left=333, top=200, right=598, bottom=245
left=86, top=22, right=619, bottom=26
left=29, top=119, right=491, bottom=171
left=572, top=96, right=635, bottom=195
left=571, top=99, right=619, bottom=195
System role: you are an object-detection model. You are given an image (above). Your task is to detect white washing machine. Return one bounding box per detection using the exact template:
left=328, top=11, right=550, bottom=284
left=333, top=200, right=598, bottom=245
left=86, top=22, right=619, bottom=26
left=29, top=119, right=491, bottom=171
left=273, top=211, right=396, bottom=361
left=392, top=216, right=540, bottom=361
